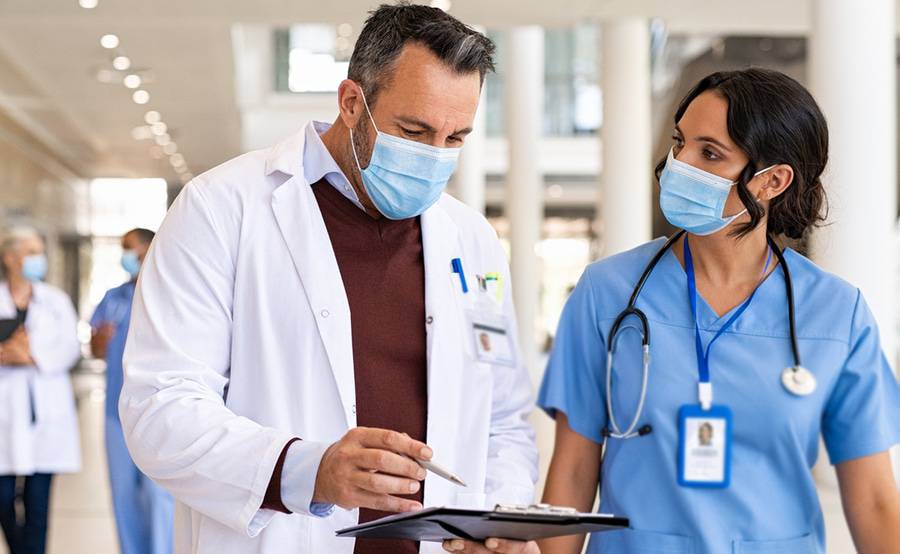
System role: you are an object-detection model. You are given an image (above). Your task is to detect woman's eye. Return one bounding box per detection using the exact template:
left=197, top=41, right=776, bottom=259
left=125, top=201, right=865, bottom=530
left=671, top=135, right=684, bottom=146
left=703, top=148, right=720, bottom=161
left=447, top=136, right=462, bottom=145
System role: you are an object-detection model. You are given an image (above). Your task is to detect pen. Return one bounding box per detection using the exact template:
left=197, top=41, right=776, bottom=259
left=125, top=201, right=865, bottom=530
left=416, top=458, right=467, bottom=487
left=451, top=258, right=468, bottom=293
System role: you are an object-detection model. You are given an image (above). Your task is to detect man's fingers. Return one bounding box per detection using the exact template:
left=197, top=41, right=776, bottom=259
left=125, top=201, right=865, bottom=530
left=351, top=469, right=421, bottom=496
left=484, top=538, right=537, bottom=553
left=355, top=491, right=422, bottom=513
left=357, top=449, right=426, bottom=480
left=357, top=428, right=432, bottom=460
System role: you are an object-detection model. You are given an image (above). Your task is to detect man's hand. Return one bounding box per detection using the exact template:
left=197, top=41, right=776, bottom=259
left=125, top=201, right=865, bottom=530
left=443, top=538, right=540, bottom=553
left=0, top=327, right=33, bottom=366
left=90, top=323, right=115, bottom=359
left=312, top=427, right=430, bottom=513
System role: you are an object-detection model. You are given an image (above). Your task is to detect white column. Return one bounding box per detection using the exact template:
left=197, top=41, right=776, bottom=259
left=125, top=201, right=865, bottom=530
left=809, top=0, right=899, bottom=487
left=504, top=26, right=549, bottom=498
left=455, top=89, right=487, bottom=213
left=505, top=26, right=544, bottom=383
left=599, top=19, right=653, bottom=256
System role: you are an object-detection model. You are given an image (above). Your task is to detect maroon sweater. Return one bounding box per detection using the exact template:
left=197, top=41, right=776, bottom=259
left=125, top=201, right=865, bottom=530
left=313, top=179, right=428, bottom=554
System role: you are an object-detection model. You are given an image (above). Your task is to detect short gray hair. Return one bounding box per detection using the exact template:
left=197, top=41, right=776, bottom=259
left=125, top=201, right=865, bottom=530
left=348, top=2, right=495, bottom=106
left=0, top=226, right=44, bottom=277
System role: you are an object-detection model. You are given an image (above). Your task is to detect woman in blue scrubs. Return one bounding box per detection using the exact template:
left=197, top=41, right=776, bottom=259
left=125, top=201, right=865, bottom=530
left=538, top=69, right=900, bottom=553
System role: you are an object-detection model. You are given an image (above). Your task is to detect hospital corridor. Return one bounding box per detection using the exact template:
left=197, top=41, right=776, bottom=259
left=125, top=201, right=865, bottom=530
left=0, top=1, right=898, bottom=553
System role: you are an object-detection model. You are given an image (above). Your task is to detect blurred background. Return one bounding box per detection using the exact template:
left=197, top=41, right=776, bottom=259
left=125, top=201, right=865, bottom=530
left=0, top=1, right=897, bottom=552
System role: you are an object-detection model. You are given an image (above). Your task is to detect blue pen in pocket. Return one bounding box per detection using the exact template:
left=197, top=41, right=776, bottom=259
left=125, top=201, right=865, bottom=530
left=451, top=258, right=468, bottom=293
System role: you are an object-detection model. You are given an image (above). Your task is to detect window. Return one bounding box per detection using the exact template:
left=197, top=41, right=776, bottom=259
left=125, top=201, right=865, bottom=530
left=274, top=24, right=353, bottom=93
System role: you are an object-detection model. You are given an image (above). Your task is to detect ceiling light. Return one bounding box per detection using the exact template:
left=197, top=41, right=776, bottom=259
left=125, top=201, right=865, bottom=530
left=429, top=0, right=451, bottom=11
left=154, top=133, right=171, bottom=146
left=163, top=142, right=178, bottom=155
left=123, top=74, right=141, bottom=89
left=100, top=34, right=119, bottom=49
left=150, top=122, right=167, bottom=135
left=337, top=23, right=353, bottom=37
left=144, top=110, right=161, bottom=124
left=170, top=153, right=186, bottom=167
left=130, top=126, right=152, bottom=140
left=79, top=0, right=99, bottom=8
left=113, top=56, right=131, bottom=71
left=132, top=89, right=150, bottom=104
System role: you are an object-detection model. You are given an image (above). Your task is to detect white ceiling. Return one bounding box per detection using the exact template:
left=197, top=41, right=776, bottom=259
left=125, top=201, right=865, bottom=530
left=0, top=0, right=848, bottom=180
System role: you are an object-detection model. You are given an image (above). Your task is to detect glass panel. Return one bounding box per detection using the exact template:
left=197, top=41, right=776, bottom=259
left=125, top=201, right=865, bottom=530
left=274, top=25, right=352, bottom=93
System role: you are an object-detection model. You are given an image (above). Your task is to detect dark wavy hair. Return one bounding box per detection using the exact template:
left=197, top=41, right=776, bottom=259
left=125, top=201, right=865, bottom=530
left=655, top=68, right=829, bottom=240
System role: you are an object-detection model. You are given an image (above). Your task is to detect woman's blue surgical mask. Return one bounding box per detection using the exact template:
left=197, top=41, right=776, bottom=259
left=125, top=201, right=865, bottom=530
left=121, top=250, right=141, bottom=277
left=349, top=91, right=461, bottom=220
left=659, top=147, right=774, bottom=236
left=22, top=254, right=48, bottom=282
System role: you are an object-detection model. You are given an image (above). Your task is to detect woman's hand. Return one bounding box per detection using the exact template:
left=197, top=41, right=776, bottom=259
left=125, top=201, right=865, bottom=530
left=442, top=538, right=539, bottom=553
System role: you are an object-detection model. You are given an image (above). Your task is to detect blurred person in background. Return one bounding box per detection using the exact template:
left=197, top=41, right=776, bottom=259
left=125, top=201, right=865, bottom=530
left=0, top=227, right=81, bottom=554
left=91, top=227, right=173, bottom=554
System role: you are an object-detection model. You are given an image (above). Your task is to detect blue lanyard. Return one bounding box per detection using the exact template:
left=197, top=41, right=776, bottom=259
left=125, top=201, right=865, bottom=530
left=684, top=236, right=772, bottom=387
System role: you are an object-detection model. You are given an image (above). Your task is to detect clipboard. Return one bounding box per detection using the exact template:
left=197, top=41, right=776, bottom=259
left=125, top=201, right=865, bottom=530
left=336, top=504, right=628, bottom=543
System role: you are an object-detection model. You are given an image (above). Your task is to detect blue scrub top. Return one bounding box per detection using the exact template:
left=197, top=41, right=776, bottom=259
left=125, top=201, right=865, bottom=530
left=539, top=238, right=900, bottom=554
left=91, top=281, right=136, bottom=420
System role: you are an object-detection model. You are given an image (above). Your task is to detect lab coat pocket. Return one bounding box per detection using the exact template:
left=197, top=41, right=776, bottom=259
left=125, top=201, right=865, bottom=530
left=594, top=528, right=694, bottom=553
left=732, top=533, right=816, bottom=554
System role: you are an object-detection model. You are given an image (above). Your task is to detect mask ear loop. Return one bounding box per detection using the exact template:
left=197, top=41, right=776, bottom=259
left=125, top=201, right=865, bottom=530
left=349, top=84, right=379, bottom=172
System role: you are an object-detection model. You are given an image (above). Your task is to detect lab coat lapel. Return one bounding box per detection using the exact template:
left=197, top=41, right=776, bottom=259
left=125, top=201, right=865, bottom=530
left=420, top=203, right=468, bottom=506
left=271, top=172, right=357, bottom=429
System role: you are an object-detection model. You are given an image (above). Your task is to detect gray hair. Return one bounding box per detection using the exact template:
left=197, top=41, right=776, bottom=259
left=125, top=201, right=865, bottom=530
left=0, top=226, right=44, bottom=277
left=348, top=2, right=495, bottom=106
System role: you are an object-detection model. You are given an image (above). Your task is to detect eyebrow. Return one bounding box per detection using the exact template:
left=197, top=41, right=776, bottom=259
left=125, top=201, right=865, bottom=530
left=396, top=116, right=472, bottom=137
left=674, top=125, right=733, bottom=153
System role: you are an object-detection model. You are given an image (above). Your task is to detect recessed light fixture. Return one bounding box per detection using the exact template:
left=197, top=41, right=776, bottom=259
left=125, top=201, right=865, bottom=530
left=132, top=89, right=150, bottom=104
left=170, top=153, right=185, bottom=167
left=79, top=0, right=99, bottom=9
left=154, top=133, right=171, bottom=146
left=163, top=142, right=178, bottom=155
left=123, top=74, right=141, bottom=89
left=150, top=122, right=168, bottom=135
left=112, top=55, right=131, bottom=71
left=144, top=110, right=161, bottom=124
left=100, top=34, right=119, bottom=49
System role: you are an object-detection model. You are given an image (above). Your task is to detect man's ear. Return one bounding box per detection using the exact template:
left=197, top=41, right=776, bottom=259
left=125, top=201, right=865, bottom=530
left=337, top=80, right=365, bottom=130
left=759, top=164, right=794, bottom=201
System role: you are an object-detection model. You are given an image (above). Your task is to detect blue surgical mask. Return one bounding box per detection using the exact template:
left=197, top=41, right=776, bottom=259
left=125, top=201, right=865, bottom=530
left=22, top=254, right=48, bottom=282
left=659, top=147, right=774, bottom=236
left=350, top=91, right=460, bottom=220
left=121, top=250, right=141, bottom=277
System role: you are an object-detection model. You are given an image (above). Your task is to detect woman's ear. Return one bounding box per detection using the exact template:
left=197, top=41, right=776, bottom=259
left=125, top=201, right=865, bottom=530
left=337, top=80, right=365, bottom=130
left=759, top=164, right=794, bottom=201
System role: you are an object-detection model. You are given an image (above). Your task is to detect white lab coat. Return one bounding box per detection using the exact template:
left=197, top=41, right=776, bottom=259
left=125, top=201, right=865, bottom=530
left=120, top=124, right=539, bottom=554
left=0, top=282, right=81, bottom=475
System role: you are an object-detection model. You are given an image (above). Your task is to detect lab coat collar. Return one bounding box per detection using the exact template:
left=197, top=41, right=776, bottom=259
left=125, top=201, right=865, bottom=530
left=264, top=125, right=309, bottom=177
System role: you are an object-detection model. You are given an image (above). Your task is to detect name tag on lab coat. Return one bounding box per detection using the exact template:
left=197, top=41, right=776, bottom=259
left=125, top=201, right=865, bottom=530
left=467, top=310, right=516, bottom=367
left=678, top=404, right=732, bottom=488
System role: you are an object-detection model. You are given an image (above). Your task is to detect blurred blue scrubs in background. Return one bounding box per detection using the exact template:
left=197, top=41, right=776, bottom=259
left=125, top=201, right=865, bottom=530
left=91, top=228, right=173, bottom=554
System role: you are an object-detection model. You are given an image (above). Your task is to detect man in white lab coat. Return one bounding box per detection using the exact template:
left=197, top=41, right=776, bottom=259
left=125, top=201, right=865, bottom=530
left=120, top=3, right=539, bottom=554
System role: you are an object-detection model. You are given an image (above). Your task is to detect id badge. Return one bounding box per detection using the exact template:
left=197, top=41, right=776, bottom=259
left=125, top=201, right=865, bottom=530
left=466, top=310, right=516, bottom=367
left=677, top=404, right=732, bottom=488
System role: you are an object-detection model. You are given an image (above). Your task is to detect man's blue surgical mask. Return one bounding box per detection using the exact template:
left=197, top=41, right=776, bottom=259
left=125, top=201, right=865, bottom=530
left=349, top=90, right=461, bottom=220
left=22, top=254, right=48, bottom=283
left=121, top=250, right=141, bottom=277
left=659, top=147, right=774, bottom=236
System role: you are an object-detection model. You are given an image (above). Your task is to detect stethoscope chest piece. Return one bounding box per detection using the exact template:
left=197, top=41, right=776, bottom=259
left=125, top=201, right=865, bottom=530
left=781, top=366, right=817, bottom=396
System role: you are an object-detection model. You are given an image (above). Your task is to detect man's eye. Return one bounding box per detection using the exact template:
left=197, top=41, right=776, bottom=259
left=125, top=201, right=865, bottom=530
left=401, top=127, right=423, bottom=137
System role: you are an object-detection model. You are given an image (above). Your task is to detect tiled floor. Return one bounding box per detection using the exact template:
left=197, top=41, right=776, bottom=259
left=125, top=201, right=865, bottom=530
left=1, top=373, right=856, bottom=554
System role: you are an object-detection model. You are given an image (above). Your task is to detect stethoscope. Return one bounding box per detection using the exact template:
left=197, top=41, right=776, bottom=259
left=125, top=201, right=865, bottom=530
left=601, top=230, right=817, bottom=443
